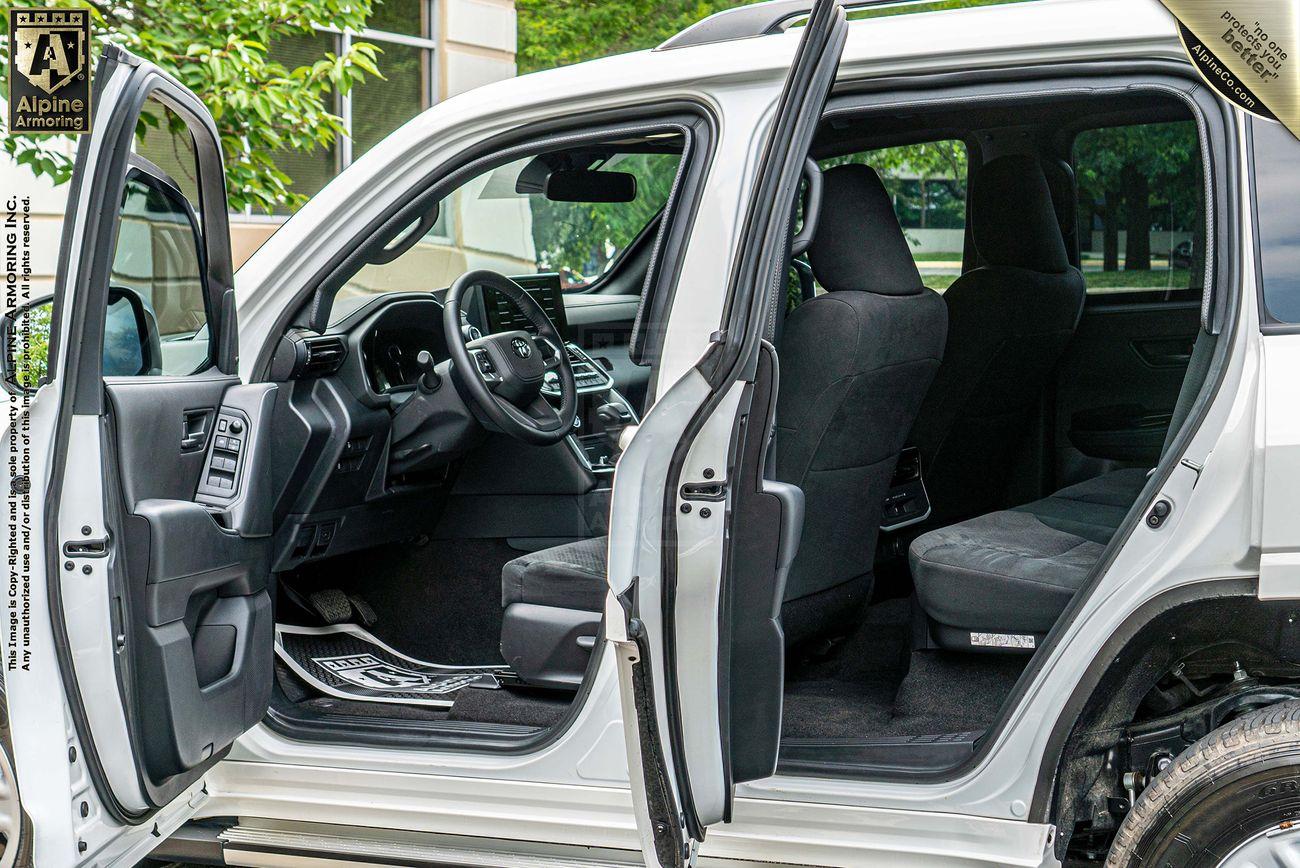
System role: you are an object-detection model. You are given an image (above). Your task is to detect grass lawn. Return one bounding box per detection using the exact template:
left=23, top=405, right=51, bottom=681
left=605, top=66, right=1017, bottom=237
left=916, top=268, right=1193, bottom=294
left=1082, top=268, right=1193, bottom=289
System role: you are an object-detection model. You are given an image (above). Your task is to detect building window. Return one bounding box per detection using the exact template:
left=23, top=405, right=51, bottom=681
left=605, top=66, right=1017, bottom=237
left=268, top=0, right=438, bottom=214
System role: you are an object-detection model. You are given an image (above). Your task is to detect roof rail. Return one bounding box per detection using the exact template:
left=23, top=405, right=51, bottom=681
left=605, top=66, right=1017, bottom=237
left=657, top=0, right=899, bottom=50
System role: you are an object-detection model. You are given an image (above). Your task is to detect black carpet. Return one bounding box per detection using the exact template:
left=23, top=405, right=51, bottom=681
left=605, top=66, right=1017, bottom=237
left=278, top=538, right=577, bottom=728
left=782, top=598, right=1027, bottom=739
left=449, top=684, right=572, bottom=728
left=287, top=538, right=519, bottom=665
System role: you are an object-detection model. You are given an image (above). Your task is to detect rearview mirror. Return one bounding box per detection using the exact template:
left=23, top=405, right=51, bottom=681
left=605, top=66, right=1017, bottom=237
left=0, top=296, right=53, bottom=394
left=544, top=169, right=637, bottom=203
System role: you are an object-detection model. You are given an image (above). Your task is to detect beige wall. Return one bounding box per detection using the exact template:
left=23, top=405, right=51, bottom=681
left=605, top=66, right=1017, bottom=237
left=1, top=0, right=518, bottom=301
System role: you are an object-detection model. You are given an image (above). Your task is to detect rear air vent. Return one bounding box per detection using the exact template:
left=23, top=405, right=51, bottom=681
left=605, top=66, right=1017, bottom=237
left=294, top=336, right=347, bottom=378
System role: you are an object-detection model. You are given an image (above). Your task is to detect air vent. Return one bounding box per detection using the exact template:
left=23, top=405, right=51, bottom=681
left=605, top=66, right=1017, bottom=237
left=294, top=336, right=347, bottom=378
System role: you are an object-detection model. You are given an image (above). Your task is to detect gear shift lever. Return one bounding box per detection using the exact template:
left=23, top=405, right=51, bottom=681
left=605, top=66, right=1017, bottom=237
left=596, top=400, right=634, bottom=451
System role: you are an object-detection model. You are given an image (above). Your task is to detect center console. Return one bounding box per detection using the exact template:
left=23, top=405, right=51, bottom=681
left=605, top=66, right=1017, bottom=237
left=542, top=342, right=615, bottom=397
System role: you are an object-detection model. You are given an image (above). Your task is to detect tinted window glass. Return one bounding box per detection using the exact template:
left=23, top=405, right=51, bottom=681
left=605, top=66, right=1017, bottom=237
left=107, top=94, right=214, bottom=376
left=1074, top=120, right=1204, bottom=303
left=1253, top=119, right=1300, bottom=323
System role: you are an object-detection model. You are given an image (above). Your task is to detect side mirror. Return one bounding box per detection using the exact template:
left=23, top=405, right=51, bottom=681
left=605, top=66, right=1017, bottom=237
left=0, top=286, right=164, bottom=394
left=103, top=285, right=161, bottom=376
left=0, top=295, right=53, bottom=394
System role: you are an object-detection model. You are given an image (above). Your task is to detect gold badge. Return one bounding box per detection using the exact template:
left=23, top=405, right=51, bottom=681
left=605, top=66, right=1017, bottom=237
left=1161, top=1, right=1297, bottom=138
left=8, top=8, right=92, bottom=135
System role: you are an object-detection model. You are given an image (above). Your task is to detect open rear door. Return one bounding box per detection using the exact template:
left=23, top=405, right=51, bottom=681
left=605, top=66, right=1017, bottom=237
left=607, top=3, right=846, bottom=865
left=6, top=46, right=275, bottom=866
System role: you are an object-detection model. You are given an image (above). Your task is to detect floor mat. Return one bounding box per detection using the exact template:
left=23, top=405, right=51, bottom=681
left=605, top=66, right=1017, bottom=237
left=288, top=539, right=518, bottom=665
left=275, top=623, right=511, bottom=708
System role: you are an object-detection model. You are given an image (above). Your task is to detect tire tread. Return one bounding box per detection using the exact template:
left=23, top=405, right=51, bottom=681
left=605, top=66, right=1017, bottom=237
left=1106, top=699, right=1300, bottom=866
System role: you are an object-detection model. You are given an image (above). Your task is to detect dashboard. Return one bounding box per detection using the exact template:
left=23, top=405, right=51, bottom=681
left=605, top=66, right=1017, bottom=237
left=267, top=275, right=646, bottom=570
left=358, top=273, right=569, bottom=395
left=360, top=300, right=450, bottom=394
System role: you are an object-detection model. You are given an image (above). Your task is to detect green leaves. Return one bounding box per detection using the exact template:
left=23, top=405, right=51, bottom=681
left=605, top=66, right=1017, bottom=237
left=1, top=0, right=383, bottom=212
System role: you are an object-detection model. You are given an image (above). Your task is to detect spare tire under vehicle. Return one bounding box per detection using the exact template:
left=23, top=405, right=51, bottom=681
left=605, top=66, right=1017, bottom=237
left=1107, top=699, right=1300, bottom=867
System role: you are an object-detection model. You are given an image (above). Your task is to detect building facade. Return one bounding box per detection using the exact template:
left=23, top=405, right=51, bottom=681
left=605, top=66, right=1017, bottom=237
left=2, top=0, right=517, bottom=297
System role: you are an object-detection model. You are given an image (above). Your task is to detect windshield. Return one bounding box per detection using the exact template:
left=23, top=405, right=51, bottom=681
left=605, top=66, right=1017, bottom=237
left=329, top=142, right=683, bottom=323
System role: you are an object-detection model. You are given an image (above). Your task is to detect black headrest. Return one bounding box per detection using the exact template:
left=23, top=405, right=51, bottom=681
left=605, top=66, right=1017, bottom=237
left=971, top=155, right=1070, bottom=273
left=807, top=164, right=924, bottom=296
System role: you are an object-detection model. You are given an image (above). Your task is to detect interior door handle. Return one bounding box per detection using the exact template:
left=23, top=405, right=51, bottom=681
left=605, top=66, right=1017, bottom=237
left=181, top=408, right=214, bottom=453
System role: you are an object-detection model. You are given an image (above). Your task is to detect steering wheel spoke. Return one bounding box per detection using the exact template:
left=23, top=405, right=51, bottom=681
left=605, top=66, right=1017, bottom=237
left=467, top=347, right=504, bottom=390
left=538, top=336, right=564, bottom=370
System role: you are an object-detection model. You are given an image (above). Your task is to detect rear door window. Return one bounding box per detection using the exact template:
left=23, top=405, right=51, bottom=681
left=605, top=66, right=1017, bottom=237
left=1073, top=120, right=1205, bottom=304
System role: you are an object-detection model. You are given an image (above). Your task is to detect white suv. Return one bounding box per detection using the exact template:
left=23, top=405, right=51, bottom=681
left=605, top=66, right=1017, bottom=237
left=6, top=0, right=1300, bottom=866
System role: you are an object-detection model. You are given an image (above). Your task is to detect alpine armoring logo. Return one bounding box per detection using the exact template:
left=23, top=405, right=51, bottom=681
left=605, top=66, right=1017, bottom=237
left=8, top=8, right=91, bottom=135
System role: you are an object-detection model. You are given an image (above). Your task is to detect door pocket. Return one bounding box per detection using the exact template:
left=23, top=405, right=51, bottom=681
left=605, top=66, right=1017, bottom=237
left=125, top=500, right=273, bottom=780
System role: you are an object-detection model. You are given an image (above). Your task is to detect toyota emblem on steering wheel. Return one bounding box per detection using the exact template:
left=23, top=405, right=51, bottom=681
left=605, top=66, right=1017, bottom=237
left=511, top=338, right=532, bottom=359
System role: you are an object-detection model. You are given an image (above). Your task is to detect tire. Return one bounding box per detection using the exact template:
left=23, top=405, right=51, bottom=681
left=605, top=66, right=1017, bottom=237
left=1106, top=699, right=1300, bottom=867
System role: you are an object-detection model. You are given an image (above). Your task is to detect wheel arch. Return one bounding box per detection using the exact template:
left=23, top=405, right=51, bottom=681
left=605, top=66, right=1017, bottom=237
left=1032, top=579, right=1300, bottom=858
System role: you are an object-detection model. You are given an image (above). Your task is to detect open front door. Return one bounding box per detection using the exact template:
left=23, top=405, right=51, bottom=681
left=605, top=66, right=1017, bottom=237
left=7, top=46, right=274, bottom=866
left=608, top=3, right=846, bottom=865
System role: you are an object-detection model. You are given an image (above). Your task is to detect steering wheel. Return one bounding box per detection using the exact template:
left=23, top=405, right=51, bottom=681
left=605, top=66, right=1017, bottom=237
left=443, top=270, right=578, bottom=446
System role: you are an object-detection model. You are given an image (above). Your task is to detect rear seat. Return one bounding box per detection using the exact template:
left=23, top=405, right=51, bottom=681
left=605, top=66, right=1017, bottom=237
left=910, top=331, right=1214, bottom=651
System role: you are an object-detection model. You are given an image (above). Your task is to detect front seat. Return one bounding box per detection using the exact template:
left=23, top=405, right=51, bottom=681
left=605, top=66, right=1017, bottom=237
left=908, top=154, right=1087, bottom=526
left=773, top=163, right=947, bottom=646
left=499, top=163, right=949, bottom=684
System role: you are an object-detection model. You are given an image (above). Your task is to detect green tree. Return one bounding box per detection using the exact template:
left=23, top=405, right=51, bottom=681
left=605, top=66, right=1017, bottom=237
left=530, top=152, right=680, bottom=286
left=515, top=0, right=750, bottom=74
left=0, top=0, right=385, bottom=212
left=825, top=141, right=967, bottom=229
left=1075, top=122, right=1200, bottom=272
left=13, top=302, right=51, bottom=390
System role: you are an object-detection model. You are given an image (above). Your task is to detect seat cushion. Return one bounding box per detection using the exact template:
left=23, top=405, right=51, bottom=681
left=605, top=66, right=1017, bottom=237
left=1014, top=467, right=1149, bottom=544
left=911, top=510, right=1106, bottom=635
left=501, top=536, right=608, bottom=612
left=910, top=468, right=1149, bottom=636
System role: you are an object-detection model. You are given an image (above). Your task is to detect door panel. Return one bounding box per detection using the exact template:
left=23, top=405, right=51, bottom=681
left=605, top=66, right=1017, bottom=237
left=19, top=43, right=273, bottom=863
left=107, top=379, right=276, bottom=806
left=1052, top=301, right=1200, bottom=484
left=612, top=1, right=846, bottom=863
left=721, top=342, right=802, bottom=785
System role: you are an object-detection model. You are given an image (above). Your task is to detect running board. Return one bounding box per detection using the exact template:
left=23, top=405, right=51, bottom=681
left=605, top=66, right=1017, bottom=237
left=217, top=821, right=644, bottom=867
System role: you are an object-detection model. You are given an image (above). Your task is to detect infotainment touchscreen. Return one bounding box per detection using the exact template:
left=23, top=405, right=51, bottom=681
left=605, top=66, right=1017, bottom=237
left=480, top=272, right=569, bottom=341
